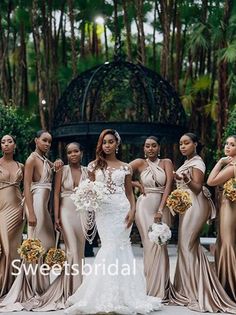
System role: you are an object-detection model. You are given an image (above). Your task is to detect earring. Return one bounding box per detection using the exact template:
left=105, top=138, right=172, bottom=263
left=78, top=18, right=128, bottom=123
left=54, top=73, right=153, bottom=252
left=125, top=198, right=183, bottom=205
left=116, top=147, right=119, bottom=154
left=144, top=153, right=147, bottom=158
left=158, top=152, right=160, bottom=157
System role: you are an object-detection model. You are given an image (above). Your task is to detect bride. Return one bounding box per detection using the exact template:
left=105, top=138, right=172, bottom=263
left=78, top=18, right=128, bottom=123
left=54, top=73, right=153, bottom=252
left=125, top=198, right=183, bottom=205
left=65, top=129, right=161, bottom=314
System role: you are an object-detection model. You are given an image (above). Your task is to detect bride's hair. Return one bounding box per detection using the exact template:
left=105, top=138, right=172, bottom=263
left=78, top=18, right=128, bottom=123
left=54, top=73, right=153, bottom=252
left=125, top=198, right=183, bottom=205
left=95, top=129, right=122, bottom=170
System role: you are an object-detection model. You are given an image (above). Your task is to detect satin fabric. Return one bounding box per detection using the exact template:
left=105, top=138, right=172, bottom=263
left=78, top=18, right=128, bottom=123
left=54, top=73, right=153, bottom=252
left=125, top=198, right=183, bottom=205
left=215, top=164, right=236, bottom=302
left=135, top=159, right=171, bottom=300
left=24, top=165, right=88, bottom=311
left=170, top=155, right=236, bottom=313
left=0, top=164, right=24, bottom=297
left=0, top=153, right=55, bottom=312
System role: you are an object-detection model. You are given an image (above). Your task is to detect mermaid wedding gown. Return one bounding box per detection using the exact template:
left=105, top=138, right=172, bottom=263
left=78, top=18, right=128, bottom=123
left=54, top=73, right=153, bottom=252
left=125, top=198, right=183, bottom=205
left=65, top=164, right=161, bottom=314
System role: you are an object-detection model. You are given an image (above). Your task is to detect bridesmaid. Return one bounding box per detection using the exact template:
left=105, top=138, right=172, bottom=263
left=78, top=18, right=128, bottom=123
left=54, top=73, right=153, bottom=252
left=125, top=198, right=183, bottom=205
left=129, top=136, right=173, bottom=300
left=0, top=130, right=62, bottom=312
left=0, top=135, right=24, bottom=297
left=207, top=134, right=236, bottom=302
left=25, top=142, right=88, bottom=311
left=170, top=132, right=236, bottom=313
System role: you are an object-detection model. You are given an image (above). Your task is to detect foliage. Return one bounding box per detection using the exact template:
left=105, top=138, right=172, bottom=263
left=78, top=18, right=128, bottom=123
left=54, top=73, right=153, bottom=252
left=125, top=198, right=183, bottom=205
left=224, top=105, right=236, bottom=139
left=0, top=103, right=35, bottom=163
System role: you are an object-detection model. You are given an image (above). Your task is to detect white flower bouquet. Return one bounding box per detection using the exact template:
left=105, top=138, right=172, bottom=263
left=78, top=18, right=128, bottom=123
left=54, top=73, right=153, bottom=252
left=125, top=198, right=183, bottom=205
left=71, top=179, right=109, bottom=213
left=148, top=222, right=172, bottom=246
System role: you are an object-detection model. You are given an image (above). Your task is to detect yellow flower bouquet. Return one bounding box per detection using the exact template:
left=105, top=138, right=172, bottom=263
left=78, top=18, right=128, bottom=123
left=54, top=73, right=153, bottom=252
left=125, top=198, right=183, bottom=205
left=44, top=248, right=66, bottom=268
left=223, top=178, right=236, bottom=202
left=166, top=189, right=192, bottom=214
left=18, top=239, right=44, bottom=263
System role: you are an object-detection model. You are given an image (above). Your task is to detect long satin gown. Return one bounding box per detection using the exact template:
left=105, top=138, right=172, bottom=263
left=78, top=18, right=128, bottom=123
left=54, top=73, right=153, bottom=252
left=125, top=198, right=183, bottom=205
left=170, top=155, right=236, bottom=313
left=215, top=163, right=236, bottom=302
left=24, top=165, right=88, bottom=311
left=135, top=159, right=171, bottom=300
left=0, top=163, right=24, bottom=297
left=0, top=152, right=55, bottom=312
left=65, top=164, right=161, bottom=315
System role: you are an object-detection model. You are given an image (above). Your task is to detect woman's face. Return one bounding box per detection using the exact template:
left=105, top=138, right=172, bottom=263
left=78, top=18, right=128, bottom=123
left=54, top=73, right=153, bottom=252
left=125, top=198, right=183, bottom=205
left=144, top=139, right=159, bottom=159
left=1, top=135, right=16, bottom=154
left=224, top=137, right=236, bottom=157
left=35, top=132, right=52, bottom=154
left=102, top=134, right=117, bottom=156
left=179, top=135, right=196, bottom=157
left=67, top=143, right=82, bottom=164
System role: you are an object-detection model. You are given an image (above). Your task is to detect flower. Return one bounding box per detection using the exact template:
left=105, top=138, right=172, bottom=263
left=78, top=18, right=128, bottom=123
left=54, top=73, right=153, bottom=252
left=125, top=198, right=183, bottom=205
left=223, top=178, right=236, bottom=202
left=148, top=222, right=171, bottom=245
left=17, top=239, right=44, bottom=263
left=45, top=248, right=66, bottom=268
left=166, top=189, right=192, bottom=214
left=71, top=179, right=109, bottom=213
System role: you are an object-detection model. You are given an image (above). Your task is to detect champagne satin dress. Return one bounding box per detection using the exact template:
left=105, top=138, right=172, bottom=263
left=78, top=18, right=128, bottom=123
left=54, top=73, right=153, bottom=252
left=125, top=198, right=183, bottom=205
left=170, top=155, right=236, bottom=313
left=215, top=163, right=236, bottom=302
left=0, top=152, right=55, bottom=312
left=135, top=159, right=171, bottom=300
left=0, top=163, right=24, bottom=297
left=24, top=165, right=88, bottom=311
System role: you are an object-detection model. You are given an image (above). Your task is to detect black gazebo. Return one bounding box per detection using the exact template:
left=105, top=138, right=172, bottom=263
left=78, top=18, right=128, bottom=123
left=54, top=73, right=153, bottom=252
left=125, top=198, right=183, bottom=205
left=52, top=59, right=186, bottom=162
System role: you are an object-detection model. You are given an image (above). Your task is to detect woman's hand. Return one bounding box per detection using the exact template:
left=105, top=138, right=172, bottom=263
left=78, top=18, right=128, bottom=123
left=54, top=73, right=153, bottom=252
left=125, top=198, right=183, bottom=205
left=154, top=211, right=162, bottom=223
left=55, top=218, right=62, bottom=231
left=219, top=156, right=233, bottom=166
left=28, top=213, right=37, bottom=227
left=53, top=159, right=64, bottom=172
left=134, top=181, right=146, bottom=195
left=125, top=209, right=135, bottom=228
left=173, top=171, right=183, bottom=181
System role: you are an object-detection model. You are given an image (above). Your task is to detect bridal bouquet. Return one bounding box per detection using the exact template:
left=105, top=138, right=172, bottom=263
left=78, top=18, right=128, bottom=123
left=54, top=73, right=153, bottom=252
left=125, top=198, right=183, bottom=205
left=166, top=189, right=192, bottom=214
left=45, top=248, right=66, bottom=268
left=71, top=179, right=109, bottom=213
left=18, top=239, right=44, bottom=263
left=148, top=222, right=172, bottom=246
left=223, top=178, right=236, bottom=202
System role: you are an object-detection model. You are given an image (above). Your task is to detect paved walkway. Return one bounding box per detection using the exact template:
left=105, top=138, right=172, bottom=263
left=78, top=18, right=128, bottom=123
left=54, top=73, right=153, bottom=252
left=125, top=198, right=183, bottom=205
left=1, top=245, right=227, bottom=315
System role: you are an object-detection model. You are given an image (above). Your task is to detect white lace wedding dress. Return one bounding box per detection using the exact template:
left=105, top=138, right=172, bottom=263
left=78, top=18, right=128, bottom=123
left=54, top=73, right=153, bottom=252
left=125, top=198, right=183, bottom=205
left=65, top=164, right=162, bottom=314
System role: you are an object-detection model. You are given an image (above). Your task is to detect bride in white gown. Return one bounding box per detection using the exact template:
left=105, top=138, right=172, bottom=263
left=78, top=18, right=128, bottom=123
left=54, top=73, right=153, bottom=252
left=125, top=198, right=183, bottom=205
left=65, top=129, right=162, bottom=315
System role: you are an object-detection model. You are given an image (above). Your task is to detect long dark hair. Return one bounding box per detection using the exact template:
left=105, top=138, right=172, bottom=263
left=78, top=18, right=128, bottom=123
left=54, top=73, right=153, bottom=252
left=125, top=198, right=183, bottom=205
left=95, top=129, right=121, bottom=170
left=183, top=132, right=204, bottom=155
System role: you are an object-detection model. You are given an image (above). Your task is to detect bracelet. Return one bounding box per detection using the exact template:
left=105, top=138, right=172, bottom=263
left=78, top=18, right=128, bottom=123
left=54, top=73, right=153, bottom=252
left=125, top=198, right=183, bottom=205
left=157, top=209, right=163, bottom=214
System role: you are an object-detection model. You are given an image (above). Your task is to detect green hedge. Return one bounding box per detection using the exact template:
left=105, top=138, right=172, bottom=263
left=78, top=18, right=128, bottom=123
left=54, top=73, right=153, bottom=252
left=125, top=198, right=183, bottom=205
left=0, top=104, right=35, bottom=163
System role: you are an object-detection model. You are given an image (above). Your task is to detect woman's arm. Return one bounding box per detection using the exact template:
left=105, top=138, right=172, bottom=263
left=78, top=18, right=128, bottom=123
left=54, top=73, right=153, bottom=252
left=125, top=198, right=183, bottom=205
left=154, top=159, right=174, bottom=222
left=207, top=158, right=235, bottom=186
left=182, top=168, right=204, bottom=195
left=24, top=157, right=37, bottom=226
left=54, top=168, right=63, bottom=231
left=124, top=174, right=136, bottom=228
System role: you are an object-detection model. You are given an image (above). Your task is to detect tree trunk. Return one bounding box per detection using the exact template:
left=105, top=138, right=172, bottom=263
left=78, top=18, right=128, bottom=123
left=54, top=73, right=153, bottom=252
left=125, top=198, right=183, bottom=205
left=67, top=0, right=77, bottom=78
left=135, top=0, right=146, bottom=64
left=217, top=0, right=232, bottom=150
left=31, top=0, right=47, bottom=130
left=122, top=0, right=132, bottom=61
left=152, top=0, right=157, bottom=70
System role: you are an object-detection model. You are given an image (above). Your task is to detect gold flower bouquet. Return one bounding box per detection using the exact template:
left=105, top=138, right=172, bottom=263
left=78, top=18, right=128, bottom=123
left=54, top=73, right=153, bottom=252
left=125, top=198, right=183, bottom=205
left=45, top=248, right=66, bottom=268
left=223, top=164, right=236, bottom=202
left=18, top=238, right=44, bottom=263
left=166, top=189, right=192, bottom=215
left=44, top=232, right=66, bottom=268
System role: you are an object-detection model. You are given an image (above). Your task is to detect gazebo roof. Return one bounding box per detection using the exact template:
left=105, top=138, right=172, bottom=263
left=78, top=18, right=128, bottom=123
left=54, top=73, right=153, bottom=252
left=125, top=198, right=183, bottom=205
left=52, top=60, right=186, bottom=141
